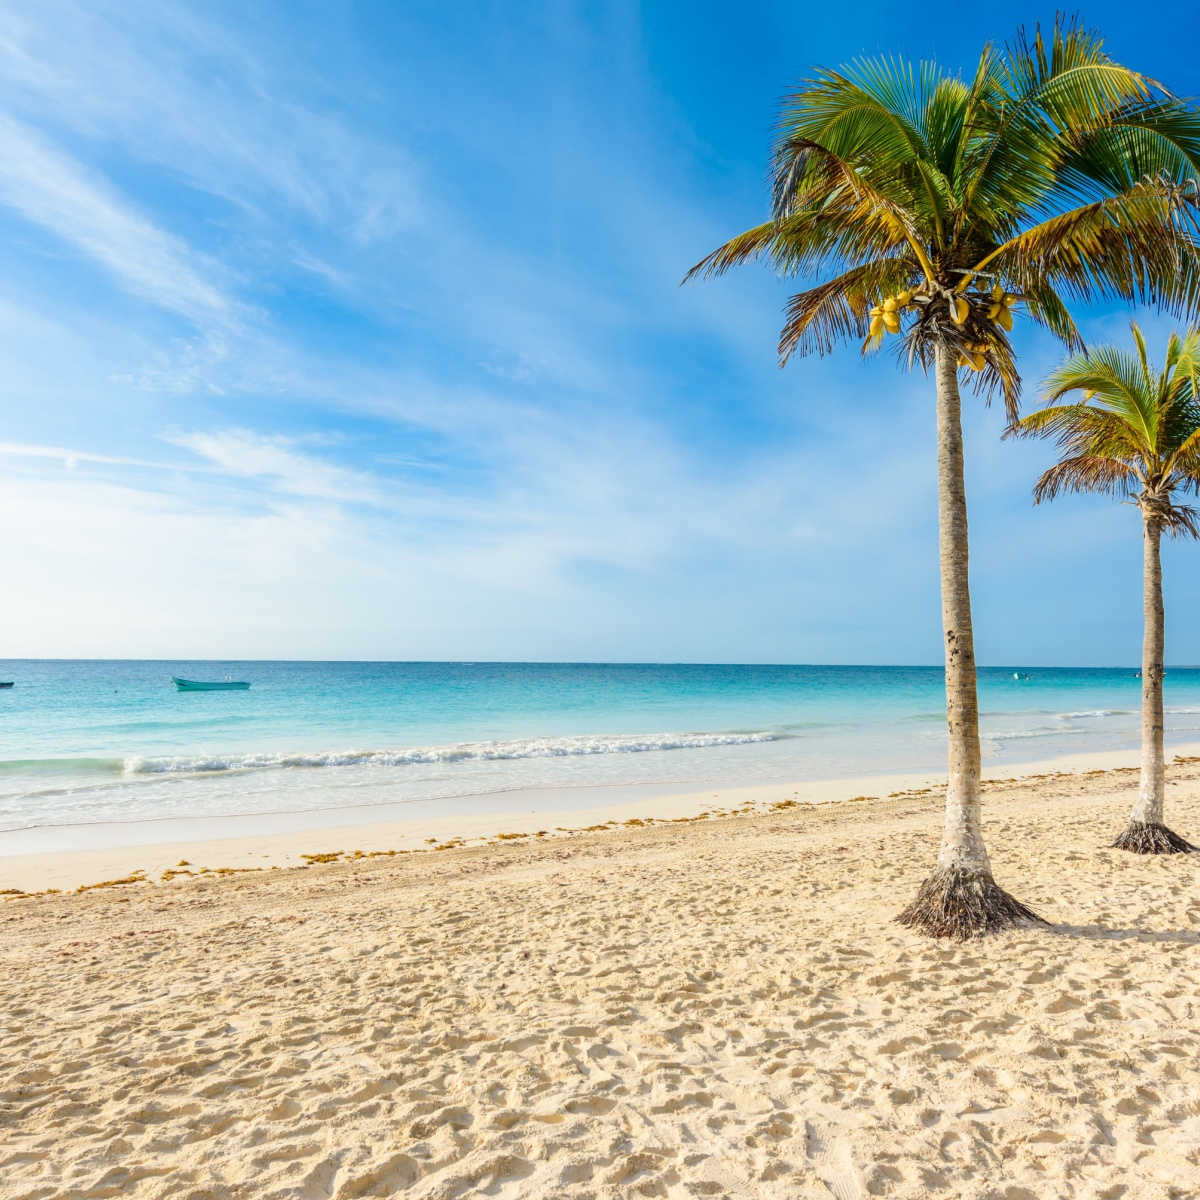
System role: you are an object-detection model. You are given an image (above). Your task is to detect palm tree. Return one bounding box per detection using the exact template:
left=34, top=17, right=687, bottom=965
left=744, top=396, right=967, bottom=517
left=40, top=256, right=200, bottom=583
left=686, top=19, right=1200, bottom=937
left=1013, top=324, right=1200, bottom=852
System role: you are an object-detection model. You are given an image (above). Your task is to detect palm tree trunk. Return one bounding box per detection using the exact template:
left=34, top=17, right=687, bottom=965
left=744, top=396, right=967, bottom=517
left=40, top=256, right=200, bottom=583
left=897, top=343, right=1044, bottom=937
left=1138, top=518, right=1166, bottom=824
left=932, top=342, right=987, bottom=877
left=1112, top=514, right=1194, bottom=852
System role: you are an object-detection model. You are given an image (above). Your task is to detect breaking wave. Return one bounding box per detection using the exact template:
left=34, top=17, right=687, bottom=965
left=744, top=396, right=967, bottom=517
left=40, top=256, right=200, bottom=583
left=123, top=730, right=780, bottom=776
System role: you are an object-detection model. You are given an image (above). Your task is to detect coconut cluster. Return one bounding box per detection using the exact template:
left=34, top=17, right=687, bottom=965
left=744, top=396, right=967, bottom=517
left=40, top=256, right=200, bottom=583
left=867, top=290, right=914, bottom=336
left=957, top=342, right=990, bottom=371
left=984, top=284, right=1016, bottom=330
left=867, top=282, right=1020, bottom=372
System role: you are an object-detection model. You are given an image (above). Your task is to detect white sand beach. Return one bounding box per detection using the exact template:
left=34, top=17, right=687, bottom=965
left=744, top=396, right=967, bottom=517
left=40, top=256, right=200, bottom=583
left=5, top=749, right=1200, bottom=1198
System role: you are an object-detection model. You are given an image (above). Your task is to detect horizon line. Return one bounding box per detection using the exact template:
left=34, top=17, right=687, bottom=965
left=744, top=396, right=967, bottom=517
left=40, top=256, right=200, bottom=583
left=0, top=657, right=1178, bottom=670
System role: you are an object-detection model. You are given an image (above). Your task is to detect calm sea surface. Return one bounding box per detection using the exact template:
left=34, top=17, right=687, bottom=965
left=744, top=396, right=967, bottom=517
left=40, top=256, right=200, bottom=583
left=3, top=660, right=1199, bottom=840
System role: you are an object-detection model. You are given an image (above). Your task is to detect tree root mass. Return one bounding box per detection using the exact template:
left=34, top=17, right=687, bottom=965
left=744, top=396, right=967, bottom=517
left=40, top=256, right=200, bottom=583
left=1111, top=821, right=1196, bottom=854
left=897, top=867, right=1047, bottom=940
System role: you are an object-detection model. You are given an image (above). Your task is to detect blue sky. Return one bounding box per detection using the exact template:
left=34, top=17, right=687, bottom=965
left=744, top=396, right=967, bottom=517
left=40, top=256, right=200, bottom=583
left=1, top=0, right=1198, bottom=664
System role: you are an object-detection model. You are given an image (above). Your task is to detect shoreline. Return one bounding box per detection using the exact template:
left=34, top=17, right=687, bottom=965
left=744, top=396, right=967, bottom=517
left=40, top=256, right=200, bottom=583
left=4, top=739, right=1196, bottom=894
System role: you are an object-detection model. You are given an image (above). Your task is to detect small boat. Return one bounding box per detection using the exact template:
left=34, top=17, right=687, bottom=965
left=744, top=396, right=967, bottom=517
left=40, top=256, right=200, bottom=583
left=0, top=681, right=12, bottom=689
left=173, top=676, right=251, bottom=692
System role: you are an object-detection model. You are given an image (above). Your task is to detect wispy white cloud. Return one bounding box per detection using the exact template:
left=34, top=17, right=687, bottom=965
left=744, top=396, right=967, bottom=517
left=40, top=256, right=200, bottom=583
left=0, top=114, right=233, bottom=326
left=165, top=430, right=391, bottom=508
left=0, top=0, right=425, bottom=239
left=0, top=416, right=941, bottom=661
left=0, top=0, right=779, bottom=423
left=0, top=441, right=192, bottom=472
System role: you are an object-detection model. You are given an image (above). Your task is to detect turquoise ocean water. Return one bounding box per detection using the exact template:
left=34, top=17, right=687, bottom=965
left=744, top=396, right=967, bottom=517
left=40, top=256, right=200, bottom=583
left=3, top=660, right=1200, bottom=846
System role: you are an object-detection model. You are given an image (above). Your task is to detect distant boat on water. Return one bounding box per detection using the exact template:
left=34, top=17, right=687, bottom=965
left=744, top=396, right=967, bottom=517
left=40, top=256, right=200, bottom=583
left=0, top=681, right=12, bottom=689
left=173, top=676, right=251, bottom=692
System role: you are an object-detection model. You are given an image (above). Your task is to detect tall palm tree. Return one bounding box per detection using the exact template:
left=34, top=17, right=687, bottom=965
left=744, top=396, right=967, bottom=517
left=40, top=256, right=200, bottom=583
left=686, top=19, right=1200, bottom=937
left=1013, top=324, right=1200, bottom=853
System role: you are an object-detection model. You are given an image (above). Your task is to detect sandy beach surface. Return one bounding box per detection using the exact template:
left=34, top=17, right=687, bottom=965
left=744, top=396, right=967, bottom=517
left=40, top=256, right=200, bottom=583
left=5, top=755, right=1200, bottom=1199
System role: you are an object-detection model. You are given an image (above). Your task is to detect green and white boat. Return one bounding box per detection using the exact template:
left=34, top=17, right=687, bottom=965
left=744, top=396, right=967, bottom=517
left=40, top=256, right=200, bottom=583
left=172, top=676, right=251, bottom=692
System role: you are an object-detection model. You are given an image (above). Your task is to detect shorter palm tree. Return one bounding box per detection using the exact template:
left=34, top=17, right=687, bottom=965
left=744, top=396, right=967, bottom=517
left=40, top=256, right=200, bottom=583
left=1013, top=323, right=1200, bottom=852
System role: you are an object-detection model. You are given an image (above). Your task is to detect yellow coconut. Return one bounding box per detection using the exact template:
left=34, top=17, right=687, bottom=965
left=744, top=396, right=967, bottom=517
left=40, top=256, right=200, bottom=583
left=882, top=296, right=898, bottom=313
left=869, top=315, right=884, bottom=338
left=997, top=307, right=1013, bottom=331
left=897, top=289, right=913, bottom=305
left=952, top=297, right=969, bottom=325
left=882, top=311, right=901, bottom=334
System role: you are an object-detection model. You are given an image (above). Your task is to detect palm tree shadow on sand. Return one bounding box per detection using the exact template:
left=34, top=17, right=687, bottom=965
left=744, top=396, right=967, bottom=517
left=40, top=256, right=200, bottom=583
left=1051, top=924, right=1200, bottom=946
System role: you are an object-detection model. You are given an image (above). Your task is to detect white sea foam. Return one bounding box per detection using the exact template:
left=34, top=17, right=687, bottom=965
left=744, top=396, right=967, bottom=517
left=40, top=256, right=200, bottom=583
left=123, top=730, right=779, bottom=776
left=1054, top=709, right=1130, bottom=720
left=988, top=726, right=1092, bottom=741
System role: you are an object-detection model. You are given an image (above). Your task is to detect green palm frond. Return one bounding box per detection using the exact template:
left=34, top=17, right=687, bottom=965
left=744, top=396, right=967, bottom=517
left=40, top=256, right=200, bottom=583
left=1016, top=323, right=1200, bottom=536
left=684, top=15, right=1200, bottom=408
left=685, top=146, right=932, bottom=286
left=768, top=139, right=938, bottom=276
left=1013, top=402, right=1146, bottom=460
left=1043, top=345, right=1162, bottom=450
left=981, top=177, right=1200, bottom=315
left=1057, top=102, right=1200, bottom=199
left=997, top=20, right=1159, bottom=144
left=778, top=256, right=917, bottom=359
left=1018, top=282, right=1083, bottom=349
left=921, top=76, right=971, bottom=179
left=1032, top=453, right=1138, bottom=503
left=683, top=220, right=800, bottom=282
left=956, top=21, right=1172, bottom=238
left=772, top=60, right=932, bottom=200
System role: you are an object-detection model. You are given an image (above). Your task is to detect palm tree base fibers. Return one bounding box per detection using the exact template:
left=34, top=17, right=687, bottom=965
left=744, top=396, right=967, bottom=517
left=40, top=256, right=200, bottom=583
left=1110, top=821, right=1196, bottom=854
left=896, top=868, right=1047, bottom=940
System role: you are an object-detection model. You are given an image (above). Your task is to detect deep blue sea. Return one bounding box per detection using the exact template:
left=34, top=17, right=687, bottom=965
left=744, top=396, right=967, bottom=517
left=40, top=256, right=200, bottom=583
left=3, top=660, right=1200, bottom=844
